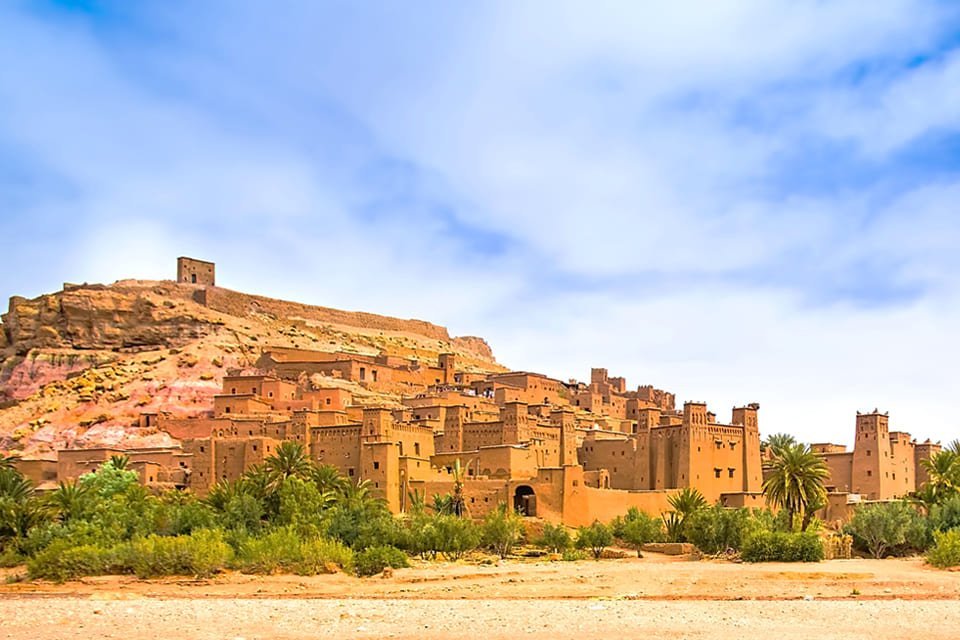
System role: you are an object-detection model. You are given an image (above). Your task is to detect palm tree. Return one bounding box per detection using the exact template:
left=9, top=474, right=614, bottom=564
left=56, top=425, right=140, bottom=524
left=668, top=487, right=708, bottom=517
left=341, top=478, right=387, bottom=514
left=108, top=454, right=130, bottom=471
left=662, top=487, right=707, bottom=542
left=262, top=442, right=315, bottom=493
left=762, top=442, right=829, bottom=531
left=310, top=463, right=347, bottom=495
left=946, top=440, right=960, bottom=456
left=47, top=480, right=91, bottom=523
left=450, top=459, right=467, bottom=517
left=919, top=450, right=959, bottom=504
left=0, top=455, right=21, bottom=471
left=762, top=433, right=798, bottom=457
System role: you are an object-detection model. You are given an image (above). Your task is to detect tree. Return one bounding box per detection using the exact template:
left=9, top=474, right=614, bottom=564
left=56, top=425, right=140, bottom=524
left=480, top=503, right=525, bottom=558
left=919, top=451, right=960, bottom=505
left=78, top=457, right=139, bottom=498
left=762, top=433, right=798, bottom=457
left=619, top=510, right=663, bottom=557
left=262, top=442, right=315, bottom=493
left=108, top=454, right=130, bottom=471
left=0, top=455, right=21, bottom=471
left=575, top=521, right=613, bottom=559
left=663, top=488, right=707, bottom=542
left=47, top=480, right=92, bottom=523
left=846, top=502, right=916, bottom=559
left=536, top=523, right=572, bottom=553
left=762, top=443, right=829, bottom=531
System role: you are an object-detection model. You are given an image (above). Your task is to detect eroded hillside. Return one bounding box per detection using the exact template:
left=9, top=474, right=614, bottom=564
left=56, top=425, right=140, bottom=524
left=0, top=280, right=503, bottom=454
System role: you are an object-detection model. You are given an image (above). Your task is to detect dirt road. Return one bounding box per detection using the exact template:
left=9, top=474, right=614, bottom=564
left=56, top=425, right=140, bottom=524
left=2, top=556, right=958, bottom=639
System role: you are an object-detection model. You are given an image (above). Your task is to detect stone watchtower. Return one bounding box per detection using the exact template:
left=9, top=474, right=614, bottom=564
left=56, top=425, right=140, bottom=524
left=177, top=257, right=216, bottom=286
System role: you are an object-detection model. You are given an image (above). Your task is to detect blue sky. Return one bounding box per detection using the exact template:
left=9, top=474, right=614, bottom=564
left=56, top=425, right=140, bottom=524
left=2, top=1, right=960, bottom=445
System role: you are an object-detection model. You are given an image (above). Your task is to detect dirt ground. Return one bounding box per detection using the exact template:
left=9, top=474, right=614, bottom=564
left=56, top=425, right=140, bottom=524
left=2, top=554, right=959, bottom=639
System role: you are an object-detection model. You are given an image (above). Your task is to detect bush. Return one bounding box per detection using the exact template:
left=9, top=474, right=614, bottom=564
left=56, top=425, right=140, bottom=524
left=295, top=537, right=354, bottom=576
left=561, top=548, right=586, bottom=561
left=0, top=546, right=21, bottom=568
left=232, top=528, right=352, bottom=575
left=355, top=545, right=409, bottom=577
left=741, top=531, right=823, bottom=563
left=846, top=502, right=926, bottom=558
left=575, top=521, right=613, bottom=559
left=617, top=509, right=664, bottom=556
left=927, top=530, right=960, bottom=568
left=27, top=540, right=112, bottom=582
left=480, top=505, right=525, bottom=558
left=123, top=529, right=232, bottom=578
left=536, top=523, right=572, bottom=553
left=433, top=515, right=480, bottom=560
left=929, top=494, right=960, bottom=532
left=233, top=527, right=305, bottom=574
left=684, top=506, right=762, bottom=555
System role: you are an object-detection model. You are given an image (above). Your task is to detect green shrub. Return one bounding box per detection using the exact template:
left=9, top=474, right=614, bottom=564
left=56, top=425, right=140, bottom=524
left=123, top=529, right=232, bottom=578
left=406, top=514, right=480, bottom=561
left=845, top=501, right=926, bottom=558
left=295, top=537, right=354, bottom=575
left=617, top=509, right=664, bottom=556
left=480, top=505, right=525, bottom=558
left=232, top=528, right=353, bottom=575
left=929, top=494, right=960, bottom=532
left=536, top=523, right=572, bottom=553
left=27, top=540, right=112, bottom=582
left=0, top=545, right=22, bottom=568
left=575, top=521, right=613, bottom=559
left=741, top=531, right=824, bottom=562
left=927, top=530, right=960, bottom=569
left=433, top=515, right=480, bottom=560
left=684, top=506, right=763, bottom=554
left=561, top=548, right=586, bottom=561
left=233, top=527, right=303, bottom=573
left=355, top=545, right=409, bottom=577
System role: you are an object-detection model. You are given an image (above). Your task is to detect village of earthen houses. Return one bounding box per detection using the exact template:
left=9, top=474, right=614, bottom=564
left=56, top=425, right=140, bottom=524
left=2, top=258, right=943, bottom=526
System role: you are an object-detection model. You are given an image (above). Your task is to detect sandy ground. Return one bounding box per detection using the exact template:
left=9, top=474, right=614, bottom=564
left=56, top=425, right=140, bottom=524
left=2, top=555, right=959, bottom=639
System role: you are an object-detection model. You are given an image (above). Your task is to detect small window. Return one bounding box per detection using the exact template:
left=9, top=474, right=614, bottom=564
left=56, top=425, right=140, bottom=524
left=415, top=443, right=421, bottom=456
left=714, top=468, right=721, bottom=478
left=373, top=461, right=380, bottom=470
left=348, top=468, right=355, bottom=476
left=224, top=407, right=231, bottom=413
left=199, top=446, right=205, bottom=453
left=728, top=468, right=734, bottom=478
left=252, top=445, right=258, bottom=452
left=867, top=450, right=871, bottom=456
left=867, top=470, right=873, bottom=477
left=326, top=398, right=331, bottom=405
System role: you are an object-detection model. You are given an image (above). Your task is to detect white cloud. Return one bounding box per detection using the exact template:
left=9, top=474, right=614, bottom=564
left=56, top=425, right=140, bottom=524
left=1, top=1, right=959, bottom=446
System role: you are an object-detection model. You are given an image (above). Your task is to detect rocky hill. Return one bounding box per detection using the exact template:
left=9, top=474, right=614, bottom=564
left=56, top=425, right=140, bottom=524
left=0, top=280, right=502, bottom=455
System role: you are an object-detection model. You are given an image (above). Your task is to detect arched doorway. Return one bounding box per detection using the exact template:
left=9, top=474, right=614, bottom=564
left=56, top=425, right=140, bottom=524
left=513, top=485, right=537, bottom=517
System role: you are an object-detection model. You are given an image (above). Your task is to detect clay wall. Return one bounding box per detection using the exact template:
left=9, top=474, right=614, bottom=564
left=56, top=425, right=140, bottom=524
left=213, top=394, right=273, bottom=416
left=915, top=443, right=942, bottom=487
left=14, top=458, right=58, bottom=487
left=311, top=425, right=364, bottom=479
left=888, top=432, right=917, bottom=498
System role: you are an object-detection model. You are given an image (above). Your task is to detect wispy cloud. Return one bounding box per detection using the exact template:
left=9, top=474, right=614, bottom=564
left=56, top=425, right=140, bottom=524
left=1, top=1, right=959, bottom=443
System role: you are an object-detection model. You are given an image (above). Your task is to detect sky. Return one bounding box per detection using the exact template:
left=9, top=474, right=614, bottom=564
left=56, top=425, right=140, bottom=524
left=1, top=1, right=959, bottom=446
